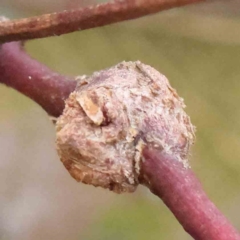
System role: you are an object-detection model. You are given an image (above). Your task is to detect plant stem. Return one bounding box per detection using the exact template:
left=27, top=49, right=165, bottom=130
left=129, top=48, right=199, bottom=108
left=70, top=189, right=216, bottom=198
left=0, top=0, right=206, bottom=43
left=0, top=42, right=76, bottom=117
left=141, top=147, right=240, bottom=240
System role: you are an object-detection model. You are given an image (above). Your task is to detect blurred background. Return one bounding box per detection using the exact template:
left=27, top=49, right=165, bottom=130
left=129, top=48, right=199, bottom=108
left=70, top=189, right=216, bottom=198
left=1, top=0, right=240, bottom=239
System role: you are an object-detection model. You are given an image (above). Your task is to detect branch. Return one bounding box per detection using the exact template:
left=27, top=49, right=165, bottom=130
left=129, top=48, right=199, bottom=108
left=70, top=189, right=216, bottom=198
left=0, top=42, right=77, bottom=117
left=0, top=0, right=206, bottom=43
left=141, top=148, right=240, bottom=240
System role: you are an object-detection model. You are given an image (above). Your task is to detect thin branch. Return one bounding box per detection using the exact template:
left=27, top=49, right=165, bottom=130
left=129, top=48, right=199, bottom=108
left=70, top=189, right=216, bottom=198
left=0, top=42, right=77, bottom=117
left=0, top=0, right=206, bottom=43
left=141, top=147, right=240, bottom=240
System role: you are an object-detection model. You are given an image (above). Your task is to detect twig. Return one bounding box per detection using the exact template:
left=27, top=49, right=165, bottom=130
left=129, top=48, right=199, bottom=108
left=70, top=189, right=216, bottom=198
left=0, top=0, right=206, bottom=43
left=141, top=148, right=240, bottom=240
left=0, top=42, right=77, bottom=117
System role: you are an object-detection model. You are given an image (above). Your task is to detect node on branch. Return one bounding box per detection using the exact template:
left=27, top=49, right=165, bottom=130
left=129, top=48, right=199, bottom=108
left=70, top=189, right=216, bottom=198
left=56, top=61, right=195, bottom=193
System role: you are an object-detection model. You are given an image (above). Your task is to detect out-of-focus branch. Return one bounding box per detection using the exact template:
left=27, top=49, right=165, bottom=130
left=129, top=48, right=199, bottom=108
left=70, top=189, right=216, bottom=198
left=0, top=42, right=77, bottom=117
left=0, top=0, right=206, bottom=43
left=141, top=148, right=240, bottom=240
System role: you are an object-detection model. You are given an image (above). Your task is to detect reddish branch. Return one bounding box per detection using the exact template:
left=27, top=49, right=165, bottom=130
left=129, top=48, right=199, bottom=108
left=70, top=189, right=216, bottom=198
left=0, top=42, right=76, bottom=116
left=141, top=148, right=240, bottom=240
left=0, top=0, right=205, bottom=43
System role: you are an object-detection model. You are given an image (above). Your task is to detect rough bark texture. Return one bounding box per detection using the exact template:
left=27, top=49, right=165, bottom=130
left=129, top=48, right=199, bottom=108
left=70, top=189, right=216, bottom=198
left=56, top=61, right=195, bottom=193
left=141, top=147, right=240, bottom=240
left=0, top=0, right=206, bottom=43
left=0, top=42, right=77, bottom=117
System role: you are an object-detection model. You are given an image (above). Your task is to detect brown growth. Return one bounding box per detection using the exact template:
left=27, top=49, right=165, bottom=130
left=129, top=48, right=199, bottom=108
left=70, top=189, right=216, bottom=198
left=56, top=61, right=195, bottom=193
